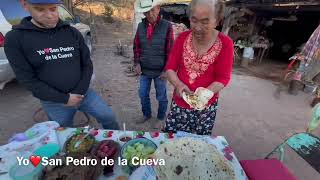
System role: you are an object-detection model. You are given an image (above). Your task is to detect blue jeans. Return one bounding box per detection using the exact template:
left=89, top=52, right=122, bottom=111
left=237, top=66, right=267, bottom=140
left=41, top=89, right=120, bottom=130
left=139, top=75, right=168, bottom=120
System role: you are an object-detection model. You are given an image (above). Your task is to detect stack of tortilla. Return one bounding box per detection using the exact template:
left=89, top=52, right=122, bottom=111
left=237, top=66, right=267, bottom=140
left=154, top=137, right=236, bottom=180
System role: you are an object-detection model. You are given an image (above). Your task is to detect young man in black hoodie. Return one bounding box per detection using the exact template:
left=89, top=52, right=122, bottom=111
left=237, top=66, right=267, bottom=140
left=4, top=0, right=119, bottom=130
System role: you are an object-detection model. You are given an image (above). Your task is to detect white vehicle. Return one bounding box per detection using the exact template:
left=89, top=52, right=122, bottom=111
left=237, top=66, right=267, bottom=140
left=0, top=0, right=92, bottom=89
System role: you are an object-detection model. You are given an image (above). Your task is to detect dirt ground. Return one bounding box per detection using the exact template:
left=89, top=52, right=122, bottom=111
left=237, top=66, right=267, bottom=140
left=0, top=20, right=319, bottom=180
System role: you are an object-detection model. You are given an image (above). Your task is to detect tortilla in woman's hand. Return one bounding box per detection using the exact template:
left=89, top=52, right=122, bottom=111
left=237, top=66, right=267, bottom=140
left=182, top=87, right=214, bottom=110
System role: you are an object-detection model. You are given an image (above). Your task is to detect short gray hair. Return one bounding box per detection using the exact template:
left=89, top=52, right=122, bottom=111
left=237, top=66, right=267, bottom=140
left=189, top=0, right=225, bottom=22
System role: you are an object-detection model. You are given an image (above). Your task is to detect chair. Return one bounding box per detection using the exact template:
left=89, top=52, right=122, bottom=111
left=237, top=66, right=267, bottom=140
left=240, top=104, right=320, bottom=180
left=265, top=133, right=320, bottom=173
left=240, top=159, right=297, bottom=180
left=265, top=103, right=320, bottom=173
left=234, top=46, right=242, bottom=63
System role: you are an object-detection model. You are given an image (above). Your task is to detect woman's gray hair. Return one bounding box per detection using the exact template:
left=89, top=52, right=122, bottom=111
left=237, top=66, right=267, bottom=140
left=188, top=0, right=225, bottom=22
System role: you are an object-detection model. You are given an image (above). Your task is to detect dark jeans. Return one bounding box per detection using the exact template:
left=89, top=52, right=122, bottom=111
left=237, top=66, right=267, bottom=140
left=41, top=89, right=120, bottom=130
left=139, top=75, right=168, bottom=120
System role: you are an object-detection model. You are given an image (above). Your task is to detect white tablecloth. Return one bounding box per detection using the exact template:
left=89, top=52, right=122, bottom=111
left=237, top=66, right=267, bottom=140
left=0, top=122, right=247, bottom=180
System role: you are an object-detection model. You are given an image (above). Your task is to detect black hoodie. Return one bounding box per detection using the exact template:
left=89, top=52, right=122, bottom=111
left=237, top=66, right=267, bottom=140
left=4, top=17, right=93, bottom=104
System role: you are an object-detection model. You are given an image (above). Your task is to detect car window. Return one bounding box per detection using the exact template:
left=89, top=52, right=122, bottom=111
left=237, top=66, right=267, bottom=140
left=0, top=1, right=75, bottom=25
left=58, top=6, right=74, bottom=23
left=0, top=0, right=29, bottom=25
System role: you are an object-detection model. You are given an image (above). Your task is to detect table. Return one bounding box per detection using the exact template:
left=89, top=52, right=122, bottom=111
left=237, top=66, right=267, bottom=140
left=0, top=122, right=248, bottom=180
left=234, top=43, right=269, bottom=64
left=252, top=43, right=269, bottom=64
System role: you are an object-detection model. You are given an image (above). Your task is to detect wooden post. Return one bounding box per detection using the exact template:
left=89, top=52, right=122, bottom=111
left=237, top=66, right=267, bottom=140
left=62, top=0, right=73, bottom=13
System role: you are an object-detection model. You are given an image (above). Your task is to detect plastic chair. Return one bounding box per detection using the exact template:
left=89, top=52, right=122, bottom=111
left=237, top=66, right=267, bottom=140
left=240, top=104, right=320, bottom=180
left=265, top=103, right=320, bottom=173
left=240, top=159, right=297, bottom=180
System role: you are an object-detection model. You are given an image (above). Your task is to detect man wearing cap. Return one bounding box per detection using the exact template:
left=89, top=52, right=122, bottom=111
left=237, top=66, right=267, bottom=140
left=133, top=0, right=174, bottom=129
left=4, top=0, right=120, bottom=130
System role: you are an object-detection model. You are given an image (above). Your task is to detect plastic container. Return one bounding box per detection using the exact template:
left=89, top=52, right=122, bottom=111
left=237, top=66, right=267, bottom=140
left=288, top=80, right=304, bottom=95
left=120, top=138, right=157, bottom=174
left=242, top=47, right=254, bottom=60
left=118, top=134, right=133, bottom=146
left=8, top=151, right=43, bottom=180
left=304, top=84, right=317, bottom=95
left=34, top=143, right=60, bottom=158
left=9, top=163, right=43, bottom=180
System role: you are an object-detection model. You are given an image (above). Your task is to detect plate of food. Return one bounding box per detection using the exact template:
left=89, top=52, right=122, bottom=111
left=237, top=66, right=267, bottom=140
left=64, top=133, right=95, bottom=154
left=42, top=153, right=102, bottom=180
left=91, top=140, right=120, bottom=176
left=121, top=138, right=157, bottom=174
left=182, top=87, right=214, bottom=110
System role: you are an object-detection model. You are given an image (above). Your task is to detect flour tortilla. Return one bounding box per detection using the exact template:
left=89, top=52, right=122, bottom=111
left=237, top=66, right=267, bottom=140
left=182, top=87, right=214, bottom=110
left=154, top=137, right=236, bottom=180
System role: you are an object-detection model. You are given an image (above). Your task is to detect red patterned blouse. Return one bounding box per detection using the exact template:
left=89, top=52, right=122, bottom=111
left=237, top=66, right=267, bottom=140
left=165, top=30, right=234, bottom=109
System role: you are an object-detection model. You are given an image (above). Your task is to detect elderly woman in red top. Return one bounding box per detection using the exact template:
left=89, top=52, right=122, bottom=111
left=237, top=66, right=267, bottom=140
left=164, top=0, right=234, bottom=135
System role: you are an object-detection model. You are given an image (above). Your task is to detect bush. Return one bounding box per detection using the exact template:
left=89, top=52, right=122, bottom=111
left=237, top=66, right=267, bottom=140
left=103, top=4, right=114, bottom=23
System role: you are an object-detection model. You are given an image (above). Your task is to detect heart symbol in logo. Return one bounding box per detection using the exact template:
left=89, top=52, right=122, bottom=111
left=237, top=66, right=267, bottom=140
left=29, top=155, right=41, bottom=167
left=44, top=48, right=50, bottom=54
